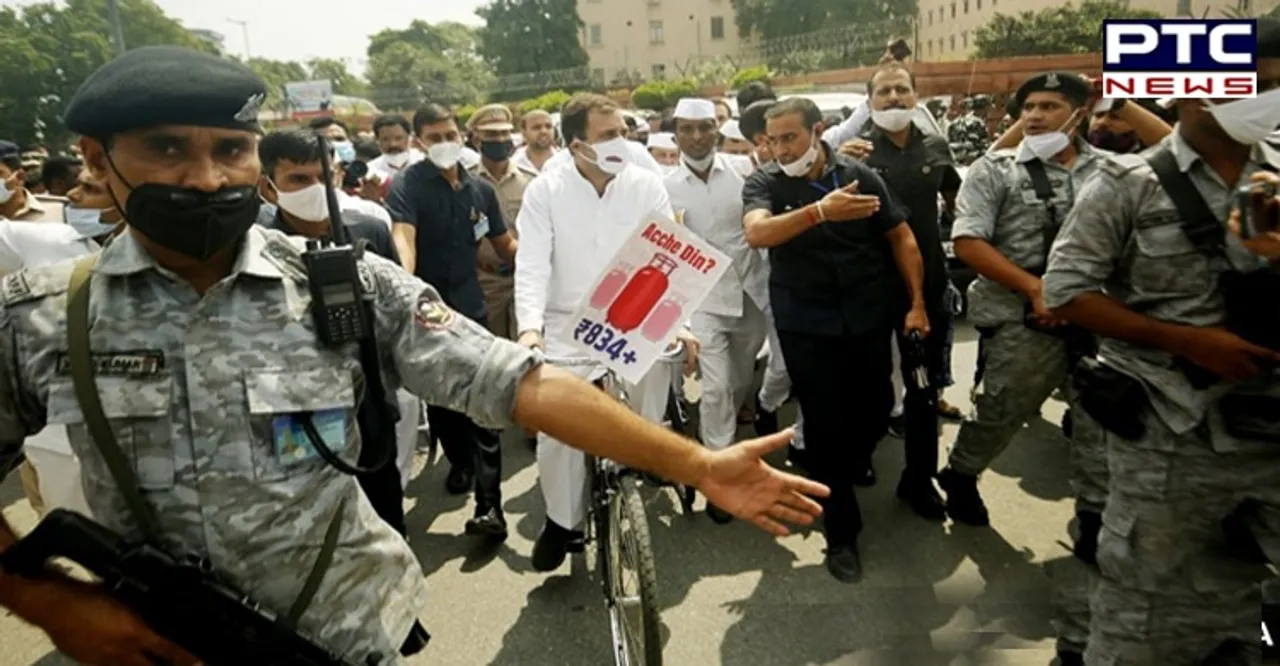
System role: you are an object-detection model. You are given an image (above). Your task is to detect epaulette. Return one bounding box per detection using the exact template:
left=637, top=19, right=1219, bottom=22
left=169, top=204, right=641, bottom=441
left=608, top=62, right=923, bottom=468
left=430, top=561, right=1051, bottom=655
left=259, top=232, right=309, bottom=282
left=0, top=262, right=73, bottom=307
left=1097, top=151, right=1147, bottom=179
left=514, top=163, right=540, bottom=179
left=33, top=194, right=67, bottom=204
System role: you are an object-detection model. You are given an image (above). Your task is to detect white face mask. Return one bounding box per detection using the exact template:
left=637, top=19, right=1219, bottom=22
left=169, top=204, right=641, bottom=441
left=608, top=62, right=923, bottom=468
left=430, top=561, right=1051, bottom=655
left=779, top=129, right=821, bottom=178
left=1021, top=132, right=1071, bottom=162
left=871, top=108, right=915, bottom=133
left=582, top=137, right=631, bottom=175
left=64, top=207, right=117, bottom=238
left=683, top=151, right=715, bottom=172
left=0, top=179, right=13, bottom=205
left=274, top=182, right=329, bottom=223
left=427, top=141, right=463, bottom=169
left=384, top=151, right=412, bottom=168
left=1204, top=89, right=1280, bottom=146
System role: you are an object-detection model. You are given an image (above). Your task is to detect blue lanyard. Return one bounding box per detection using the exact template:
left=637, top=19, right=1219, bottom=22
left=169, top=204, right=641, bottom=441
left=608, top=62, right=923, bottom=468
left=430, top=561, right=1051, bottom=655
left=808, top=171, right=840, bottom=195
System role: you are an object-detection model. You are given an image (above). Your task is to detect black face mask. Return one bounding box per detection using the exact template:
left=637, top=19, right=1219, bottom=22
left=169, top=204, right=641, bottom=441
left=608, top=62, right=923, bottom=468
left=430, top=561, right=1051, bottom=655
left=108, top=157, right=261, bottom=261
left=480, top=139, right=514, bottom=162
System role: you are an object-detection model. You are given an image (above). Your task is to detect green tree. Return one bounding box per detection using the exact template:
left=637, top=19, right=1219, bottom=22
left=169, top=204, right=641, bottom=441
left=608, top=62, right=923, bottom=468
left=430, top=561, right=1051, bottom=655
left=0, top=0, right=217, bottom=147
left=729, top=0, right=915, bottom=72
left=306, top=58, right=366, bottom=97
left=475, top=0, right=588, bottom=98
left=973, top=0, right=1160, bottom=58
left=365, top=21, right=491, bottom=110
left=239, top=58, right=309, bottom=112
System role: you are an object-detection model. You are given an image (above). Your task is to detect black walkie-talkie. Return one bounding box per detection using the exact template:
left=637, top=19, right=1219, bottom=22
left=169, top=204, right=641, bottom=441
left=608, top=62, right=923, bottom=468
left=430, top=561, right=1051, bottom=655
left=297, top=135, right=394, bottom=476
left=303, top=136, right=369, bottom=347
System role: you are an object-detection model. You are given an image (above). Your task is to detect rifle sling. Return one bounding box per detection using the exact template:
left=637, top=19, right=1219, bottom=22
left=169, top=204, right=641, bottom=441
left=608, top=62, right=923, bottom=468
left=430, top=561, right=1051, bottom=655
left=66, top=254, right=341, bottom=628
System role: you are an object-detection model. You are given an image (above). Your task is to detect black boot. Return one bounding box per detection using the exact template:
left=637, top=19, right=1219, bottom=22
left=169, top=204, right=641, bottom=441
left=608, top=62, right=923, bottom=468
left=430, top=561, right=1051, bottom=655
left=1073, top=510, right=1101, bottom=565
left=896, top=474, right=946, bottom=521
left=937, top=468, right=989, bottom=526
left=532, top=517, right=583, bottom=572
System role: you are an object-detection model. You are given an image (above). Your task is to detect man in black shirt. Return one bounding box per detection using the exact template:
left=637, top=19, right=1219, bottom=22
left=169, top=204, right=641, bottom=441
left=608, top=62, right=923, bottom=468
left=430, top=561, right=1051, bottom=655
left=257, top=130, right=408, bottom=537
left=387, top=104, right=517, bottom=541
left=742, top=97, right=928, bottom=583
left=857, top=61, right=963, bottom=521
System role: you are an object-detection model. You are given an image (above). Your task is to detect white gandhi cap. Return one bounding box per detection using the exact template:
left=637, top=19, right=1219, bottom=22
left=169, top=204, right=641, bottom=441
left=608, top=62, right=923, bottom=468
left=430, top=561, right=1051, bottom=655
left=719, top=119, right=745, bottom=141
left=647, top=132, right=677, bottom=150
left=673, top=98, right=717, bottom=120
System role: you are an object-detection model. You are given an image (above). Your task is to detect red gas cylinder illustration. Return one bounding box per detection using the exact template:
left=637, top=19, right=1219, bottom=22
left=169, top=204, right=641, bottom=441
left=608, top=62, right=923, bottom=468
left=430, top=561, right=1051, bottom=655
left=590, top=263, right=632, bottom=310
left=641, top=296, right=684, bottom=342
left=607, top=253, right=678, bottom=332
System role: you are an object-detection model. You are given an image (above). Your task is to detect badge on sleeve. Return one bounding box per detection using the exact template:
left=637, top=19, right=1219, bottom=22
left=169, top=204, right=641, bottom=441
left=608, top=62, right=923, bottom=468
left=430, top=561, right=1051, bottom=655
left=272, top=409, right=346, bottom=464
left=473, top=214, right=490, bottom=241
left=414, top=290, right=456, bottom=330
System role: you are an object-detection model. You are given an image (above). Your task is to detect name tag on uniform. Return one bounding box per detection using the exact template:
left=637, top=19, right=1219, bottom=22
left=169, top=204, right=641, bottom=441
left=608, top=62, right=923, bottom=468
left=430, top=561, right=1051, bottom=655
left=271, top=409, right=345, bottom=464
left=474, top=215, right=490, bottom=241
left=55, top=350, right=165, bottom=377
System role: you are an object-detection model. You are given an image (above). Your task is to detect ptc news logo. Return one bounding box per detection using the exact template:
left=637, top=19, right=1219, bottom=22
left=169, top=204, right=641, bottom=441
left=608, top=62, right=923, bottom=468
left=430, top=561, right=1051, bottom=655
left=1103, top=19, right=1257, bottom=98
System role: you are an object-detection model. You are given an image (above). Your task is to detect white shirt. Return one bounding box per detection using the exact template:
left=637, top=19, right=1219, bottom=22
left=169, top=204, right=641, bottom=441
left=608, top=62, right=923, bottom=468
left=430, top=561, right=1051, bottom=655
left=336, top=190, right=393, bottom=229
left=512, top=146, right=557, bottom=174
left=541, top=141, right=665, bottom=178
left=460, top=146, right=481, bottom=170
left=664, top=154, right=769, bottom=317
left=515, top=162, right=674, bottom=343
left=0, top=221, right=98, bottom=275
left=367, top=148, right=424, bottom=180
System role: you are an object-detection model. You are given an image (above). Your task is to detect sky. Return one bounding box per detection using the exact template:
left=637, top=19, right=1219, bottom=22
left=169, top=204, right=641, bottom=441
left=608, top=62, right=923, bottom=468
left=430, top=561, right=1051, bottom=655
left=1, top=0, right=488, bottom=70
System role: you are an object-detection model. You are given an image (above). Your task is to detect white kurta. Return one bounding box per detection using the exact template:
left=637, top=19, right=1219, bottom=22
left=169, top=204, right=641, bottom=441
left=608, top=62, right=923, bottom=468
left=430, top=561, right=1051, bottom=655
left=664, top=154, right=771, bottom=449
left=514, top=161, right=676, bottom=528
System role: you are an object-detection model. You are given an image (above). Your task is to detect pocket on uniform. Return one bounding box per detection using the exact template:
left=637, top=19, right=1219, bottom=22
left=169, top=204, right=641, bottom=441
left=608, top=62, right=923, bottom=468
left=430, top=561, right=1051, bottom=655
left=45, top=377, right=175, bottom=491
left=244, top=367, right=358, bottom=483
left=1131, top=223, right=1213, bottom=295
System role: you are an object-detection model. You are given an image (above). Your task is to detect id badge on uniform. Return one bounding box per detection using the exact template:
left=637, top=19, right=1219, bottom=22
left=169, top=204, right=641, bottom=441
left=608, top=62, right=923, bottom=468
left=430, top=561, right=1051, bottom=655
left=271, top=409, right=346, bottom=464
left=473, top=215, right=490, bottom=241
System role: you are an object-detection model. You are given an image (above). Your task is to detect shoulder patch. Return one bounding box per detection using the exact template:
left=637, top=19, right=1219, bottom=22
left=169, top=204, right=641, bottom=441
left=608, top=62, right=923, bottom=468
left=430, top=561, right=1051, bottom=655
left=0, top=265, right=70, bottom=306
left=414, top=289, right=456, bottom=330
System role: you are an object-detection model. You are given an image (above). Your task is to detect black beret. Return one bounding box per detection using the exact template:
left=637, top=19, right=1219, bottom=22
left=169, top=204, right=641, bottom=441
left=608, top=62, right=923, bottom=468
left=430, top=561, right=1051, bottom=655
left=0, top=141, right=18, bottom=160
left=1259, top=18, right=1280, bottom=59
left=1015, top=71, right=1091, bottom=108
left=64, top=46, right=268, bottom=138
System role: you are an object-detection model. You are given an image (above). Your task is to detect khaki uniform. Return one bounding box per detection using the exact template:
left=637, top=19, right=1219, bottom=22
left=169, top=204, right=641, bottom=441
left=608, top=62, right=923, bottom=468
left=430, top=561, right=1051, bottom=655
left=470, top=161, right=535, bottom=340
left=1044, top=132, right=1280, bottom=665
left=2, top=192, right=65, bottom=222
left=0, top=226, right=541, bottom=664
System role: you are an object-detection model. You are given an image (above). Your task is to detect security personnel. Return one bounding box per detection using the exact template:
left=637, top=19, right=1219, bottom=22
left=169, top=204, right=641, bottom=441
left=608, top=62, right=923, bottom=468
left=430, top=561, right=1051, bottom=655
left=939, top=71, right=1108, bottom=665
left=947, top=95, right=992, bottom=165
left=742, top=97, right=929, bottom=583
left=1044, top=25, right=1280, bottom=663
left=667, top=98, right=770, bottom=523
left=857, top=60, right=962, bottom=520
left=466, top=104, right=537, bottom=340
left=386, top=103, right=518, bottom=539
left=0, top=46, right=829, bottom=666
left=0, top=141, right=64, bottom=222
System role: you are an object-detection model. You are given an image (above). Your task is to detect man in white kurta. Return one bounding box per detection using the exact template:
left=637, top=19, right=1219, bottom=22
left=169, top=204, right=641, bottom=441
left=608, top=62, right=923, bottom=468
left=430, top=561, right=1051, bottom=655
left=665, top=99, right=771, bottom=521
left=515, top=95, right=694, bottom=571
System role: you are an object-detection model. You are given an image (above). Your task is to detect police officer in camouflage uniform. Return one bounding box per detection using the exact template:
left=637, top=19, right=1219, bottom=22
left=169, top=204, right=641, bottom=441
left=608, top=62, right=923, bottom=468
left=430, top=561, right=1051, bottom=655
left=938, top=72, right=1109, bottom=526
left=947, top=94, right=992, bottom=165
left=0, top=46, right=828, bottom=666
left=1044, top=22, right=1280, bottom=663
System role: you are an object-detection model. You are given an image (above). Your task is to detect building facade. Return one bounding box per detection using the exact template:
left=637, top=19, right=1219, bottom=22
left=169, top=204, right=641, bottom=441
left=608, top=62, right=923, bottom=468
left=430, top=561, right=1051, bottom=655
left=577, top=0, right=746, bottom=85
left=916, top=0, right=1280, bottom=61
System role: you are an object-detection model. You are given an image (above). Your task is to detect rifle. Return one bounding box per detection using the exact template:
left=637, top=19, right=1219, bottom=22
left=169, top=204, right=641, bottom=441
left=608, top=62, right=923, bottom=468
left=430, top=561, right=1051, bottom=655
left=0, top=509, right=362, bottom=666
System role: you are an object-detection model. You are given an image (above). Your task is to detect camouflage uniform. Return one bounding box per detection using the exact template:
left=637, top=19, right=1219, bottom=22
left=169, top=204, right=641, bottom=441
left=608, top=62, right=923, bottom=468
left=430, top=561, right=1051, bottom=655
left=1044, top=132, right=1280, bottom=665
left=946, top=139, right=1110, bottom=656
left=947, top=96, right=992, bottom=165
left=0, top=226, right=541, bottom=664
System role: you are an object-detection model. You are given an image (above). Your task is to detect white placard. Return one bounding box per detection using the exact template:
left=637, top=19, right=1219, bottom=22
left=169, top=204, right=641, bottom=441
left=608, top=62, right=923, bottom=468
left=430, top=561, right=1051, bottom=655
left=559, top=215, right=731, bottom=384
left=284, top=79, right=334, bottom=113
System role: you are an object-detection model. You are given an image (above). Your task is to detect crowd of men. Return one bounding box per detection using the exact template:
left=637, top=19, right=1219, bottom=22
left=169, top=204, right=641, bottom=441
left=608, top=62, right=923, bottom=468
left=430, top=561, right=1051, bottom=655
left=0, top=25, right=1278, bottom=666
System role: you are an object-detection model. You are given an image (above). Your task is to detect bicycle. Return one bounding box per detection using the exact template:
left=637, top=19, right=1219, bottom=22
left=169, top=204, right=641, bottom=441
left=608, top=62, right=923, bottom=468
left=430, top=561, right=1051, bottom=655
left=545, top=343, right=692, bottom=666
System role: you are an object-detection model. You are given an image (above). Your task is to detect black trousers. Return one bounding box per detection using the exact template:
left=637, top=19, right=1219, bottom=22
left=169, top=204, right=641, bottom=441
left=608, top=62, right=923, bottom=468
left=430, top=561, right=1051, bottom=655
left=428, top=406, right=503, bottom=512
left=895, top=304, right=951, bottom=483
left=777, top=326, right=893, bottom=547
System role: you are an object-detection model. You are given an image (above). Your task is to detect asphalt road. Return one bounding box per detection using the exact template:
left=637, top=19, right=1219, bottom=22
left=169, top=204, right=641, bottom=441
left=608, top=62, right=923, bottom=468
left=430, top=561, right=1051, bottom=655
left=0, top=322, right=1086, bottom=666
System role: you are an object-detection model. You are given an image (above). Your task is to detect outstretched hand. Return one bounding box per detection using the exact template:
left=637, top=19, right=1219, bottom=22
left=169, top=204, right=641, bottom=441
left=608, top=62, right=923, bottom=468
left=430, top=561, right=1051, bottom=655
left=695, top=429, right=829, bottom=536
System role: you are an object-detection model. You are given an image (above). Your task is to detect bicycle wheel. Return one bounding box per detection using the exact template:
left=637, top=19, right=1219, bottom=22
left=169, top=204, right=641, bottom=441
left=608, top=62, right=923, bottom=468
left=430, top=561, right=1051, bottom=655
left=605, top=475, right=663, bottom=666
